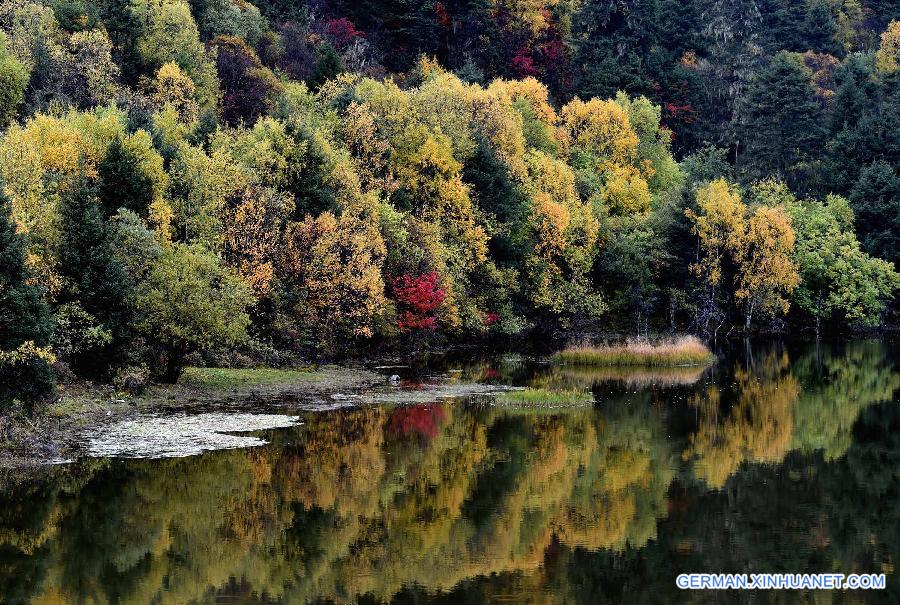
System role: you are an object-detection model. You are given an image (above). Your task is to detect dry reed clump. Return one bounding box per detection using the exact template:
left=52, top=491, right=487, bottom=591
left=552, top=336, right=715, bottom=367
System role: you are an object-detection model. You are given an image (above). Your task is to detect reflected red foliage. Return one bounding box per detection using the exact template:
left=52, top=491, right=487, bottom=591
left=386, top=404, right=447, bottom=439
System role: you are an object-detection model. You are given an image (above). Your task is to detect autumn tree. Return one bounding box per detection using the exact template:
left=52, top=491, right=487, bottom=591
left=731, top=205, right=799, bottom=329
left=221, top=184, right=293, bottom=297
left=875, top=20, right=900, bottom=74
left=210, top=35, right=282, bottom=126
left=279, top=204, right=387, bottom=352
left=520, top=150, right=603, bottom=323
left=687, top=179, right=800, bottom=331
left=559, top=97, right=652, bottom=215
left=129, top=240, right=253, bottom=382
left=168, top=141, right=244, bottom=246
left=150, top=62, right=200, bottom=122
left=391, top=271, right=446, bottom=331
left=133, top=0, right=219, bottom=109
left=686, top=179, right=745, bottom=336
left=63, top=29, right=121, bottom=108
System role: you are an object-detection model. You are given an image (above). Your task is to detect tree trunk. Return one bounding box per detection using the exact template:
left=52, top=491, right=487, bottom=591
left=161, top=345, right=187, bottom=384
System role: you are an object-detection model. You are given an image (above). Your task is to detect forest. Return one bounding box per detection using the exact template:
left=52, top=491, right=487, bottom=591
left=0, top=0, right=899, bottom=405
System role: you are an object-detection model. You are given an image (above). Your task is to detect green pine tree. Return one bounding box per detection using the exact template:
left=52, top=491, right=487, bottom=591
left=850, top=161, right=900, bottom=267
left=57, top=177, right=132, bottom=377
left=309, top=44, right=343, bottom=89
left=0, top=193, right=54, bottom=409
left=97, top=136, right=154, bottom=219
left=736, top=52, right=826, bottom=192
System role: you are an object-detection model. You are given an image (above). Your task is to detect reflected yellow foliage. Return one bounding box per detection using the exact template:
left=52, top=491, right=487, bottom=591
left=6, top=399, right=676, bottom=604
left=685, top=349, right=799, bottom=488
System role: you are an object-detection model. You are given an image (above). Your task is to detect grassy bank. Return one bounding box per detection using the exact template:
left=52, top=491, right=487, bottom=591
left=47, top=365, right=381, bottom=416
left=553, top=337, right=715, bottom=367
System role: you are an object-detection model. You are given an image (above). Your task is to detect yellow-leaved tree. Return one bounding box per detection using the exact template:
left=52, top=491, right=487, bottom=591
left=687, top=179, right=746, bottom=289
left=280, top=199, right=387, bottom=351
left=559, top=97, right=653, bottom=215
left=687, top=179, right=799, bottom=330
left=875, top=20, right=900, bottom=74
left=520, top=150, right=604, bottom=320
left=732, top=205, right=799, bottom=329
left=686, top=179, right=746, bottom=335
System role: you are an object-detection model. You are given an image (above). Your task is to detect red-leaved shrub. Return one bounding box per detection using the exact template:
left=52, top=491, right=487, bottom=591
left=392, top=271, right=446, bottom=331
left=326, top=18, right=362, bottom=50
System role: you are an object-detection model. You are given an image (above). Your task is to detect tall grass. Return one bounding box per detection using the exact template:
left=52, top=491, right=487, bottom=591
left=553, top=336, right=715, bottom=367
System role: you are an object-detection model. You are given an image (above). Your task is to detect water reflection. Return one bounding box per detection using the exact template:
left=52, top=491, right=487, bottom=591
left=0, top=340, right=898, bottom=604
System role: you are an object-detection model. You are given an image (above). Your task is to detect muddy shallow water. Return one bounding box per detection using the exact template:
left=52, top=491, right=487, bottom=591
left=1, top=340, right=899, bottom=604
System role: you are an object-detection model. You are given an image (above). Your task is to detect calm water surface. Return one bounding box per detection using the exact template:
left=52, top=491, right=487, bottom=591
left=1, top=340, right=899, bottom=604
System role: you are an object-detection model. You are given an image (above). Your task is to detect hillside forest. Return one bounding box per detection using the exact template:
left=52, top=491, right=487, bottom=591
left=0, top=0, right=899, bottom=404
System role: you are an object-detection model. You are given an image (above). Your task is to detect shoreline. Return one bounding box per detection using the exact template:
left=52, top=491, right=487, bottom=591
left=3, top=335, right=895, bottom=468
left=0, top=365, right=384, bottom=469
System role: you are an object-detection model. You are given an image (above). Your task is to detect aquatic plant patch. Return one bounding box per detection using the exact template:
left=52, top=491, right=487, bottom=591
left=85, top=413, right=301, bottom=459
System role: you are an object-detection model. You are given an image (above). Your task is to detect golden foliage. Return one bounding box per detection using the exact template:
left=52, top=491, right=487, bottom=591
left=601, top=164, right=652, bottom=215
left=685, top=350, right=799, bottom=488
left=281, top=203, right=387, bottom=344
left=875, top=20, right=900, bottom=74
left=732, top=205, right=799, bottom=321
left=221, top=185, right=293, bottom=296
left=559, top=97, right=639, bottom=169
left=150, top=62, right=199, bottom=122
left=686, top=179, right=746, bottom=286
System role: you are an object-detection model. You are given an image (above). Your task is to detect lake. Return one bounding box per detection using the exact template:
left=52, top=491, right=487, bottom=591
left=1, top=340, right=898, bottom=604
